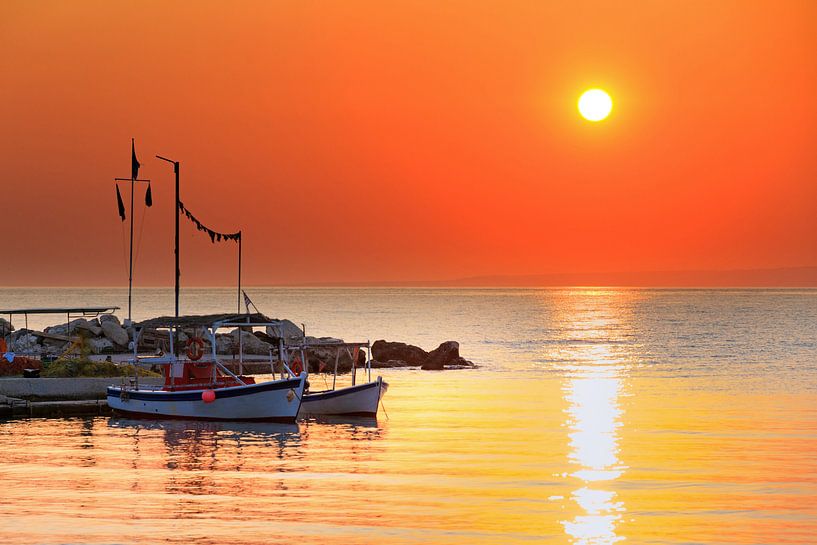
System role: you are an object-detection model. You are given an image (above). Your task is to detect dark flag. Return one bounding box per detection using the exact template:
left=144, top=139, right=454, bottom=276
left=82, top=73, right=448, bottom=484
left=145, top=182, right=152, bottom=207
left=243, top=290, right=259, bottom=314
left=115, top=185, right=126, bottom=221
left=131, top=139, right=140, bottom=180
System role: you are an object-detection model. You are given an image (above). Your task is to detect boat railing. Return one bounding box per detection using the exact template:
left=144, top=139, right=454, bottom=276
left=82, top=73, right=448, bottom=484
left=282, top=339, right=373, bottom=390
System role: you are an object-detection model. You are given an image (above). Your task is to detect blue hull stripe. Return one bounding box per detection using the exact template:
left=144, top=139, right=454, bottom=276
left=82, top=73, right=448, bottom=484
left=107, top=378, right=302, bottom=402
left=303, top=381, right=379, bottom=402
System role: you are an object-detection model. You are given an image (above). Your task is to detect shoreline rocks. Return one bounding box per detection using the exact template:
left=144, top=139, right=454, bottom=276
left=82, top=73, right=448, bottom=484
left=372, top=339, right=475, bottom=370
left=2, top=314, right=476, bottom=373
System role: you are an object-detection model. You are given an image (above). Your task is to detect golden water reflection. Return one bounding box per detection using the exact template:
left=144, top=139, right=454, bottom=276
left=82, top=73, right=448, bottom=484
left=546, top=290, right=635, bottom=544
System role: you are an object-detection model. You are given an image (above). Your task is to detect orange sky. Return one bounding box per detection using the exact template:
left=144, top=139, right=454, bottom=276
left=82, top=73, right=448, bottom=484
left=1, top=1, right=816, bottom=286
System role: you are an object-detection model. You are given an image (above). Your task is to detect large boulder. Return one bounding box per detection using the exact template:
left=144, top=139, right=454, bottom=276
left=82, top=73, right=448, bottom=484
left=371, top=340, right=428, bottom=366
left=266, top=319, right=304, bottom=341
left=77, top=318, right=103, bottom=337
left=67, top=318, right=103, bottom=337
left=100, top=315, right=129, bottom=347
left=230, top=329, right=273, bottom=355
left=214, top=333, right=235, bottom=354
left=422, top=341, right=460, bottom=370
left=99, top=314, right=121, bottom=326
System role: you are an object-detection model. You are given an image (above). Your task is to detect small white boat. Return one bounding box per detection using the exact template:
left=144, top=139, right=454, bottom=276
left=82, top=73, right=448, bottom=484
left=301, top=376, right=388, bottom=417
left=107, top=314, right=306, bottom=423
left=282, top=339, right=388, bottom=417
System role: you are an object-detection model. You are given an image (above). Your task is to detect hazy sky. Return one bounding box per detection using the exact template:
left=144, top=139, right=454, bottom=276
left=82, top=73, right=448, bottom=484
left=2, top=1, right=815, bottom=286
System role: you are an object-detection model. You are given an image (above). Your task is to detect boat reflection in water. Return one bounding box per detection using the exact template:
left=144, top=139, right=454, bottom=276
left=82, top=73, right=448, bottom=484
left=546, top=290, right=634, bottom=544
left=107, top=416, right=386, bottom=507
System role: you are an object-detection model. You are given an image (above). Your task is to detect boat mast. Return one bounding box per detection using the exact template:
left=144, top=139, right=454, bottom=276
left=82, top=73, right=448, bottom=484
left=128, top=169, right=134, bottom=321
left=113, top=138, right=150, bottom=324
left=156, top=154, right=180, bottom=356
left=237, top=233, right=242, bottom=313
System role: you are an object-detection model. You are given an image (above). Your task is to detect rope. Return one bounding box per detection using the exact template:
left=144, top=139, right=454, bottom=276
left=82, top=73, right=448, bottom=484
left=178, top=201, right=241, bottom=243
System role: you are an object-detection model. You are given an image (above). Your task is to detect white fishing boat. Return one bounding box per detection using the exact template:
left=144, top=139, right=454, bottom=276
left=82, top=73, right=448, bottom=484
left=284, top=339, right=388, bottom=417
left=107, top=314, right=306, bottom=422
left=301, top=377, right=388, bottom=417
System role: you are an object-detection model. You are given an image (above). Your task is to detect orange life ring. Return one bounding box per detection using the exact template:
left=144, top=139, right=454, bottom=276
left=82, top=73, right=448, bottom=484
left=291, top=358, right=304, bottom=376
left=186, top=338, right=205, bottom=361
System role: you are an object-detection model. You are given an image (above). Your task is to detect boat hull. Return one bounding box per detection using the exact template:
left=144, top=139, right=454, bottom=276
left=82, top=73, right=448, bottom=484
left=107, top=375, right=306, bottom=422
left=301, top=377, right=387, bottom=417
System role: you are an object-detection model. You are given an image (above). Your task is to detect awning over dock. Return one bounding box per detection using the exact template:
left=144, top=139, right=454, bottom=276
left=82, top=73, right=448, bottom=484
left=0, top=307, right=120, bottom=315
left=1, top=306, right=120, bottom=332
left=136, top=312, right=274, bottom=329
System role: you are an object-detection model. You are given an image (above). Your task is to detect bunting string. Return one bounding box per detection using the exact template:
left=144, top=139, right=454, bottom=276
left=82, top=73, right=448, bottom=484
left=178, top=201, right=241, bottom=243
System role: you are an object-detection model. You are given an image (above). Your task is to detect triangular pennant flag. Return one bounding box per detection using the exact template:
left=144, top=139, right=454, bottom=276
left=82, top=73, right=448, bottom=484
left=131, top=139, right=140, bottom=180
left=116, top=184, right=126, bottom=221
left=145, top=182, right=152, bottom=207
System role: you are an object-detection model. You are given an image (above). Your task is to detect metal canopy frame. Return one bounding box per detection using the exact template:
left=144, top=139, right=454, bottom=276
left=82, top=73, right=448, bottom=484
left=1, top=306, right=121, bottom=335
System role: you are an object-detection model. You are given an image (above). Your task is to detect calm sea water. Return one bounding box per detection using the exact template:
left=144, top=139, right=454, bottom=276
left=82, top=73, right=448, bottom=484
left=0, top=288, right=815, bottom=544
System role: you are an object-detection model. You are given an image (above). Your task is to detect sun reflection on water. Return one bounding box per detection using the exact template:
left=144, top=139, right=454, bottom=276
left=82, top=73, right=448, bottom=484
left=545, top=290, right=635, bottom=544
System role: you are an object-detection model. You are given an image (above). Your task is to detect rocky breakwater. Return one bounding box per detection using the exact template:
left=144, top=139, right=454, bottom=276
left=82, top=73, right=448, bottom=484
left=2, top=314, right=475, bottom=374
left=371, top=340, right=475, bottom=370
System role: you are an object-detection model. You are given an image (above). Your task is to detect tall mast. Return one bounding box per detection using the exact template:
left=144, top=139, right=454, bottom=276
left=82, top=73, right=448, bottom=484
left=174, top=161, right=180, bottom=323
left=113, top=138, right=149, bottom=324
left=157, top=155, right=180, bottom=356
left=128, top=167, right=134, bottom=322
left=237, top=232, right=242, bottom=313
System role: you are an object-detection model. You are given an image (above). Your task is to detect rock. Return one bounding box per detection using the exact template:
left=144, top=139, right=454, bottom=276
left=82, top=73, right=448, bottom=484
left=89, top=337, right=115, bottom=355
left=421, top=341, right=475, bottom=370
left=422, top=341, right=460, bottom=370
left=445, top=356, right=475, bottom=369
left=44, top=318, right=103, bottom=338
left=70, top=318, right=103, bottom=337
left=0, top=318, right=14, bottom=336
left=101, top=320, right=129, bottom=347
left=372, top=340, right=428, bottom=366
left=44, top=323, right=68, bottom=336
left=99, top=314, right=121, bottom=327
left=215, top=333, right=235, bottom=354
left=10, top=333, right=42, bottom=355
left=230, top=329, right=272, bottom=355
left=266, top=319, right=304, bottom=340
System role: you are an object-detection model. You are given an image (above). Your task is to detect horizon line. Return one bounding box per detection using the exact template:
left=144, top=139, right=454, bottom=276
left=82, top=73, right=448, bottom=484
left=2, top=265, right=816, bottom=290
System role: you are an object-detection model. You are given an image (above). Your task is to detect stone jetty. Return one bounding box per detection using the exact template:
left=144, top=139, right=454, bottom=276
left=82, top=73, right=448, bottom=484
left=1, top=315, right=476, bottom=376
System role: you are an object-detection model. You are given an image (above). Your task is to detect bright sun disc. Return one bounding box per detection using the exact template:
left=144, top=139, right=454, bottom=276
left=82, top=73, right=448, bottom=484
left=578, top=89, right=613, bottom=122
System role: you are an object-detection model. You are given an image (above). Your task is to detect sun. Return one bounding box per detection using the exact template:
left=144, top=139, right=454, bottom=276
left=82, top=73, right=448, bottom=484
left=578, top=89, right=613, bottom=122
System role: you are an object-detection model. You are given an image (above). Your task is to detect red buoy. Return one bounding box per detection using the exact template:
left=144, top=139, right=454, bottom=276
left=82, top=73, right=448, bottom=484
left=202, top=389, right=216, bottom=403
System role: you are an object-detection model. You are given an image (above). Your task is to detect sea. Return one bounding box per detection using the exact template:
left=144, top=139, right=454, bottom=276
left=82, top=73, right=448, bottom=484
left=0, top=287, right=815, bottom=544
